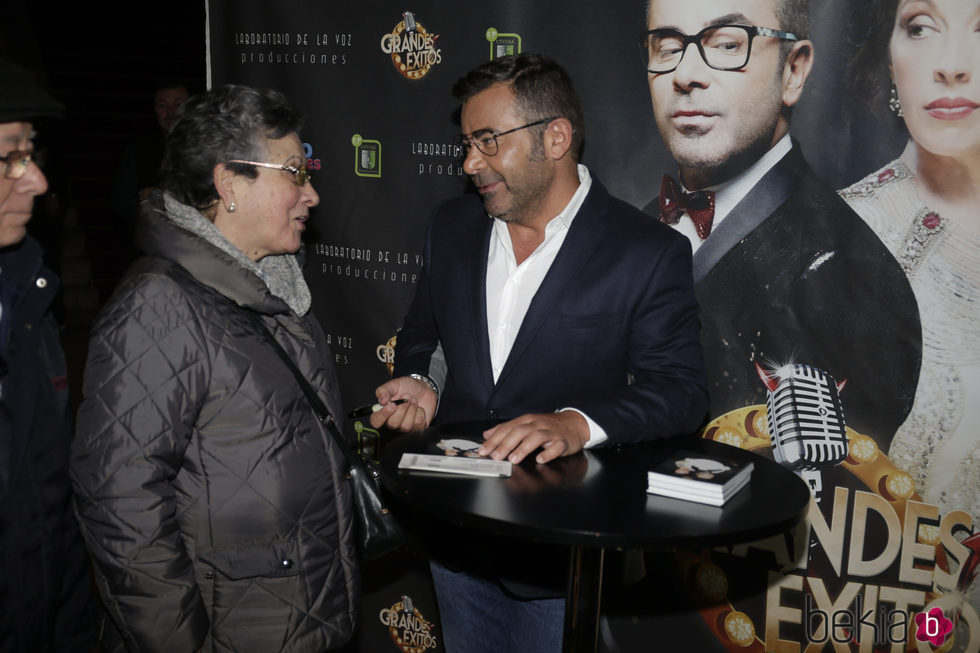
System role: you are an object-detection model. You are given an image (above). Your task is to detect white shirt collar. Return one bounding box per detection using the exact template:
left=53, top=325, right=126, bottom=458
left=558, top=164, right=592, bottom=228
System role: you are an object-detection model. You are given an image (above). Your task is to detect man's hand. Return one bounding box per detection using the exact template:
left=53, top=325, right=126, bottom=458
left=368, top=376, right=438, bottom=432
left=478, top=410, right=589, bottom=464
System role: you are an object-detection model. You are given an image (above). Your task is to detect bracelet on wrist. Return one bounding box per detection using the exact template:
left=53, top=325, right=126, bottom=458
left=409, top=373, right=439, bottom=401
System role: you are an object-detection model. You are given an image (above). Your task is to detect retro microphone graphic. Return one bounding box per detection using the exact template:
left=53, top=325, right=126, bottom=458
left=403, top=11, right=417, bottom=33
left=400, top=595, right=414, bottom=614
left=756, top=362, right=849, bottom=499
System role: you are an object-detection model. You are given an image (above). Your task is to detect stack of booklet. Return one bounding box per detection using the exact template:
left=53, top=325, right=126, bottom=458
left=646, top=450, right=753, bottom=506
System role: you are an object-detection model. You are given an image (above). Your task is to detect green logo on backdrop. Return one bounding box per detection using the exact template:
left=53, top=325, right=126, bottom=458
left=486, top=27, right=521, bottom=60
left=352, top=134, right=382, bottom=178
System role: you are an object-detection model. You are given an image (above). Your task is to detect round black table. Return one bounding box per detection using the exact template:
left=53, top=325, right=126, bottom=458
left=379, top=422, right=810, bottom=653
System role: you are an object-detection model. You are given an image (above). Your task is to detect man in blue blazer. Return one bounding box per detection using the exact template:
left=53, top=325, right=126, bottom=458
left=370, top=53, right=708, bottom=653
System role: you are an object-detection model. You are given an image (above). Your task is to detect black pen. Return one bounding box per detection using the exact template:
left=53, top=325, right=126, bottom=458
left=348, top=398, right=408, bottom=418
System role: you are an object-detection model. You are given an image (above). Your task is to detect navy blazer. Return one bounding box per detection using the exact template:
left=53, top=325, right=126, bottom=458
left=394, top=174, right=709, bottom=442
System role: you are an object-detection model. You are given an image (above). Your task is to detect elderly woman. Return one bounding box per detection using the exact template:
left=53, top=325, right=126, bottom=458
left=71, top=85, right=358, bottom=652
left=840, top=1, right=979, bottom=518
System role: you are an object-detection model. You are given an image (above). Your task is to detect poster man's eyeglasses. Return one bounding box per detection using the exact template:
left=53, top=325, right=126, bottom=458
left=638, top=24, right=797, bottom=74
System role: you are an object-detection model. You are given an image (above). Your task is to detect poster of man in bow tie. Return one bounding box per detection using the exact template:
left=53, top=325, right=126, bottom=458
left=640, top=0, right=921, bottom=453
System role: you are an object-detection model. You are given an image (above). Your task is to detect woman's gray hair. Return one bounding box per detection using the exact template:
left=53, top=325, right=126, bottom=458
left=158, top=84, right=305, bottom=212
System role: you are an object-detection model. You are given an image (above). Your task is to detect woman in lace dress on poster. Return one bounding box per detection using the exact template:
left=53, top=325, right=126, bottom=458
left=840, top=0, right=979, bottom=524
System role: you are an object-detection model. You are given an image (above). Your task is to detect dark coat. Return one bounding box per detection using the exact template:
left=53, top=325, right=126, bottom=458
left=644, top=145, right=922, bottom=447
left=71, top=194, right=359, bottom=652
left=0, top=236, right=96, bottom=652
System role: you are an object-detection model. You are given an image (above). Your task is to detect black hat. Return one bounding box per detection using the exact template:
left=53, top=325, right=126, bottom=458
left=0, top=58, right=65, bottom=122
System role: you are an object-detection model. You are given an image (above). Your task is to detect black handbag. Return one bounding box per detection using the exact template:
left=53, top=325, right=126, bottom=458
left=248, top=313, right=405, bottom=559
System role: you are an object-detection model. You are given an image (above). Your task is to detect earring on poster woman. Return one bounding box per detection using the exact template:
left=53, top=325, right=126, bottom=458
left=227, top=202, right=237, bottom=213
left=889, top=85, right=903, bottom=118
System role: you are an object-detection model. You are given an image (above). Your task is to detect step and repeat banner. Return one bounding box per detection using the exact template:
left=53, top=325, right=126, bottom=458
left=207, top=1, right=978, bottom=652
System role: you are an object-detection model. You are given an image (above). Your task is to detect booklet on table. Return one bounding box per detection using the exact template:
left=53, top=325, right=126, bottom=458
left=646, top=449, right=753, bottom=505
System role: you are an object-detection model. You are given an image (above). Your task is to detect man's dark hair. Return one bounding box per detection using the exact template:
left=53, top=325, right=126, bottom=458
left=452, top=53, right=585, bottom=161
left=776, top=0, right=811, bottom=45
left=158, top=84, right=304, bottom=212
left=772, top=0, right=812, bottom=68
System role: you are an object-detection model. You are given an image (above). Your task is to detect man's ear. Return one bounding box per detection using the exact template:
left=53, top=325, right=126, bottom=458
left=781, top=39, right=815, bottom=108
left=544, top=117, right=575, bottom=161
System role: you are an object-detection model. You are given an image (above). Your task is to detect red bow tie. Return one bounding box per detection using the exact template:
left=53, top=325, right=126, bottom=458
left=658, top=175, right=716, bottom=240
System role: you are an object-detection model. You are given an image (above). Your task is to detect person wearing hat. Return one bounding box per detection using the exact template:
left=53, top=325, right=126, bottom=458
left=0, top=58, right=96, bottom=652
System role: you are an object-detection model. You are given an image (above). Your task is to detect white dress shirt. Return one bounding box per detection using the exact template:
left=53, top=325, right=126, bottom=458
left=485, top=164, right=607, bottom=447
left=670, top=134, right=792, bottom=252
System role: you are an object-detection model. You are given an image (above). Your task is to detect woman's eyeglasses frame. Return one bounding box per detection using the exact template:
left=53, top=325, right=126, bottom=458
left=226, top=159, right=312, bottom=186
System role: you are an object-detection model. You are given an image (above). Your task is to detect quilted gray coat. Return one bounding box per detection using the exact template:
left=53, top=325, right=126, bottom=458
left=71, top=192, right=359, bottom=652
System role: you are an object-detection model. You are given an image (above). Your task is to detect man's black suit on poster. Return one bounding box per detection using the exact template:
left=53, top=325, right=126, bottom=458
left=644, top=145, right=921, bottom=447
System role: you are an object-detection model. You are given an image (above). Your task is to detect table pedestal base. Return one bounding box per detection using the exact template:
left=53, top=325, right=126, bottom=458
left=564, top=546, right=605, bottom=653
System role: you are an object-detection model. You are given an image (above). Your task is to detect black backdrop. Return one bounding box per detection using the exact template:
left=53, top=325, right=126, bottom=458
left=207, top=0, right=906, bottom=418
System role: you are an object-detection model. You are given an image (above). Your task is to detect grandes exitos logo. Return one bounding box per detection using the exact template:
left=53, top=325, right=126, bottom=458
left=762, top=489, right=980, bottom=652
left=378, top=595, right=438, bottom=653
left=380, top=11, right=442, bottom=80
